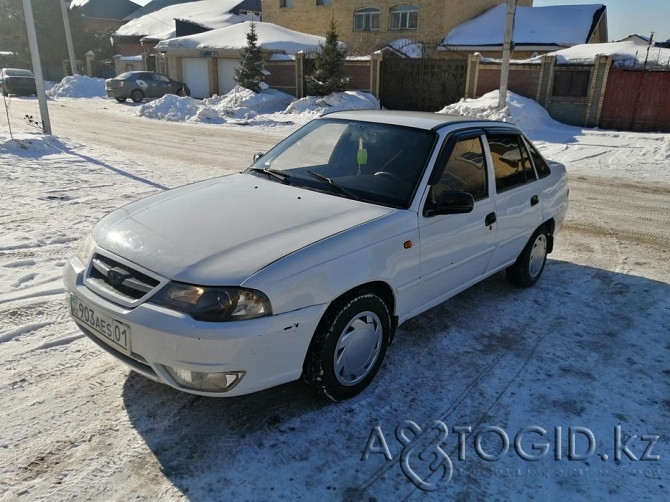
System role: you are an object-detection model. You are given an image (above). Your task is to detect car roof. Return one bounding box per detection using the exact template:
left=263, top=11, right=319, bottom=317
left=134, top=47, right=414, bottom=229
left=323, top=109, right=516, bottom=132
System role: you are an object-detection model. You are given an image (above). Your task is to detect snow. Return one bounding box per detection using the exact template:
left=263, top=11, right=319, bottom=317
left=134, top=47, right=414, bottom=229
left=386, top=38, right=424, bottom=58
left=114, top=0, right=251, bottom=40
left=119, top=55, right=143, bottom=62
left=284, top=91, right=380, bottom=116
left=134, top=88, right=379, bottom=125
left=0, top=94, right=669, bottom=500
left=443, top=3, right=604, bottom=47
left=46, top=75, right=106, bottom=99
left=549, top=40, right=670, bottom=68
left=155, top=21, right=326, bottom=55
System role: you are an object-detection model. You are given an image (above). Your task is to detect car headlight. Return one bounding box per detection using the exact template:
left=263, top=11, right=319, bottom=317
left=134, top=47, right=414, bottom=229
left=77, top=233, right=96, bottom=265
left=150, top=282, right=272, bottom=322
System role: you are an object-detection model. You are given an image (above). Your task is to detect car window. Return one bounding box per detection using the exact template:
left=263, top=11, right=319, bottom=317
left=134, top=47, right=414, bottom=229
left=250, top=118, right=437, bottom=208
left=430, top=136, right=487, bottom=202
left=153, top=74, right=170, bottom=82
left=116, top=72, right=134, bottom=80
left=487, top=133, right=536, bottom=192
left=525, top=139, right=551, bottom=179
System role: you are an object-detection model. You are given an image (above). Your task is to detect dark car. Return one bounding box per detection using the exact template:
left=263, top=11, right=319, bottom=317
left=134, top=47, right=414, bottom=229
left=105, top=71, right=190, bottom=103
left=1, top=68, right=37, bottom=96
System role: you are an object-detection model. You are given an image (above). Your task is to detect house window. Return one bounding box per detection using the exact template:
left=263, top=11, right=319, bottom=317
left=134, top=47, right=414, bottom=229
left=354, top=8, right=381, bottom=31
left=389, top=5, right=418, bottom=30
left=316, top=0, right=331, bottom=5
left=279, top=0, right=293, bottom=8
left=552, top=70, right=590, bottom=97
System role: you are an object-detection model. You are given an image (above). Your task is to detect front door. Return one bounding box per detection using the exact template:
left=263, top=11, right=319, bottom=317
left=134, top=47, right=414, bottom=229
left=417, top=132, right=497, bottom=310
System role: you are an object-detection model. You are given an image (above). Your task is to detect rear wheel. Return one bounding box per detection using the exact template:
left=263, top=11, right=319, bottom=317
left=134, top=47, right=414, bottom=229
left=177, top=85, right=190, bottom=97
left=303, top=292, right=391, bottom=401
left=130, top=89, right=144, bottom=103
left=506, top=226, right=549, bottom=287
left=115, top=97, right=127, bottom=103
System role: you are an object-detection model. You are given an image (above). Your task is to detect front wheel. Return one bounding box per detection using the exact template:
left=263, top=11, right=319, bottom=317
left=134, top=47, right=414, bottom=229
left=506, top=226, right=549, bottom=287
left=303, top=292, right=392, bottom=401
left=115, top=97, right=127, bottom=103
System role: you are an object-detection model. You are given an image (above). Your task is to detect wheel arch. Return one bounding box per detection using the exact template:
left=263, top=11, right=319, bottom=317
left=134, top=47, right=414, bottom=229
left=543, top=218, right=555, bottom=254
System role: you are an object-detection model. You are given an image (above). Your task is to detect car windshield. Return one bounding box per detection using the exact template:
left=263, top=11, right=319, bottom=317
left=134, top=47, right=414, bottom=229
left=247, top=118, right=437, bottom=208
left=5, top=69, right=33, bottom=77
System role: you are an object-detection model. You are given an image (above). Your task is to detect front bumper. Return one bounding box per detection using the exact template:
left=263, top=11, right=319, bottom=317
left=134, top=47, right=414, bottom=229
left=64, top=256, right=327, bottom=397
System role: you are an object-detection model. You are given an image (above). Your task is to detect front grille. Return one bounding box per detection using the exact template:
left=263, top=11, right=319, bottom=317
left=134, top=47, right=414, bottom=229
left=88, top=253, right=160, bottom=300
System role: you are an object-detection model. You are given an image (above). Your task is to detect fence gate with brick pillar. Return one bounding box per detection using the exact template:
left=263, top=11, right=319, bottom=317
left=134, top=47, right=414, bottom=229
left=380, top=56, right=467, bottom=111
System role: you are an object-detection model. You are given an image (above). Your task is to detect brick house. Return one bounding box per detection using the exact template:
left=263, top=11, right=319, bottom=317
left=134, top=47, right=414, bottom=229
left=261, top=0, right=532, bottom=55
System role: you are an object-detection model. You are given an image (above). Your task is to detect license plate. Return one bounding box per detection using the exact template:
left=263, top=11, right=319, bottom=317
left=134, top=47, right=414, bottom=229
left=70, top=294, right=131, bottom=356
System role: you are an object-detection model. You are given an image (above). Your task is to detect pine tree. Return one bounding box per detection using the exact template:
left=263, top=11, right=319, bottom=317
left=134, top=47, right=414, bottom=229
left=306, top=18, right=348, bottom=96
left=234, top=22, right=265, bottom=93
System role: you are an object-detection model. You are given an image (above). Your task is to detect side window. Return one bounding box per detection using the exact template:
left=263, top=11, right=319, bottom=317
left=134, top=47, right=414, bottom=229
left=488, top=134, right=535, bottom=192
left=526, top=141, right=551, bottom=178
left=153, top=73, right=169, bottom=82
left=431, top=136, right=487, bottom=202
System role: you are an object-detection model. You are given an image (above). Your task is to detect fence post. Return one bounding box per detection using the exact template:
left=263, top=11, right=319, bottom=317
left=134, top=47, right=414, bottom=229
left=370, top=51, right=383, bottom=99
left=464, top=53, right=480, bottom=98
left=584, top=55, right=612, bottom=127
left=536, top=54, right=556, bottom=107
left=295, top=51, right=305, bottom=98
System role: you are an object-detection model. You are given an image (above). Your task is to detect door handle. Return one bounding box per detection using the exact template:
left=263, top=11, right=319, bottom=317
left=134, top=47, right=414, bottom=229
left=530, top=195, right=539, bottom=206
left=485, top=212, right=497, bottom=226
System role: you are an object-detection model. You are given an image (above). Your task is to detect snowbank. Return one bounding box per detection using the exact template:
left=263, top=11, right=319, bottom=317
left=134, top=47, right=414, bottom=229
left=438, top=90, right=578, bottom=141
left=550, top=40, right=670, bottom=68
left=137, top=87, right=296, bottom=124
left=284, top=91, right=380, bottom=116
left=46, top=75, right=106, bottom=99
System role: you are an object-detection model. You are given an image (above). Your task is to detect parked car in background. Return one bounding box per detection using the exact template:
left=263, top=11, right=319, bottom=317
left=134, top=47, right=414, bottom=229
left=105, top=71, right=190, bottom=103
left=1, top=68, right=36, bottom=96
left=64, top=111, right=569, bottom=401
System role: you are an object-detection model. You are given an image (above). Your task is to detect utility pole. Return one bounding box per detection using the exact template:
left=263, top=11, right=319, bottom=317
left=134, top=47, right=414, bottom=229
left=59, top=0, right=78, bottom=75
left=498, top=0, right=517, bottom=110
left=22, top=0, right=52, bottom=134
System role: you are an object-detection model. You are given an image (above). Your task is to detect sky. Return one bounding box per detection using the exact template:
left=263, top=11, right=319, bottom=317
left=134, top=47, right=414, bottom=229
left=128, top=0, right=670, bottom=43
left=533, top=0, right=670, bottom=42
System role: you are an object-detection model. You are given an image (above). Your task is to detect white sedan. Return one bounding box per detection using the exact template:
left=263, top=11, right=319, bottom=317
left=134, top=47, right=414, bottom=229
left=64, top=110, right=569, bottom=401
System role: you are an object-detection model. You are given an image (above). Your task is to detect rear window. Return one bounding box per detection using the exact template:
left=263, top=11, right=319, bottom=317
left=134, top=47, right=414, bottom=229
left=116, top=72, right=137, bottom=80
left=4, top=69, right=33, bottom=77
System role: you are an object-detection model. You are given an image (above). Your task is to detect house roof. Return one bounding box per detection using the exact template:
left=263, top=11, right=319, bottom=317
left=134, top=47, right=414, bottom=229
left=122, top=0, right=200, bottom=22
left=155, top=21, right=326, bottom=55
left=443, top=3, right=606, bottom=49
left=70, top=0, right=141, bottom=20
left=114, top=0, right=252, bottom=41
left=548, top=40, right=670, bottom=68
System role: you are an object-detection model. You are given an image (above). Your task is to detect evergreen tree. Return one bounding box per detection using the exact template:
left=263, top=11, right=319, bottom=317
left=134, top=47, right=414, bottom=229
left=306, top=18, right=348, bottom=96
left=234, top=22, right=265, bottom=93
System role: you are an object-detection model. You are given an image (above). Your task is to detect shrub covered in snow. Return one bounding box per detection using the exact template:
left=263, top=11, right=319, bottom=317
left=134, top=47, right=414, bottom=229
left=46, top=75, right=105, bottom=98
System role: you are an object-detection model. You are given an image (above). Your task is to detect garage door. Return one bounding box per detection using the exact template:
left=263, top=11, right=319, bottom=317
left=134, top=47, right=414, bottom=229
left=181, top=58, right=209, bottom=98
left=217, top=59, right=239, bottom=95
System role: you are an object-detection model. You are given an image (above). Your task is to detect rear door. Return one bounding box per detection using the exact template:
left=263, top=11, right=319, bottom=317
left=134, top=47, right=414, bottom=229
left=484, top=130, right=543, bottom=271
left=416, top=130, right=497, bottom=308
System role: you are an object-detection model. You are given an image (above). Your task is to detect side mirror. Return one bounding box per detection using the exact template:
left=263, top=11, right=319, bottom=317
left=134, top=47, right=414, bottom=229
left=424, top=190, right=474, bottom=217
left=253, top=152, right=264, bottom=163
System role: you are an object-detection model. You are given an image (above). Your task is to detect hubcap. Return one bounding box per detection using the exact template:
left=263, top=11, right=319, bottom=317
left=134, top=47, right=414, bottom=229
left=528, top=234, right=547, bottom=278
left=333, top=311, right=383, bottom=386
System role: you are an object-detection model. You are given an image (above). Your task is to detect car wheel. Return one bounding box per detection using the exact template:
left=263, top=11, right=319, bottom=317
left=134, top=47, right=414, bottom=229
left=1, top=86, right=7, bottom=97
left=177, top=85, right=190, bottom=97
left=506, top=225, right=549, bottom=287
left=130, top=89, right=144, bottom=103
left=303, top=291, right=391, bottom=401
left=115, top=97, right=127, bottom=103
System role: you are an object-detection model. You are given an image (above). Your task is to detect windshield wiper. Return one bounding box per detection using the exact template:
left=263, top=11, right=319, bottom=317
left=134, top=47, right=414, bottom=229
left=248, top=167, right=291, bottom=184
left=306, top=170, right=361, bottom=201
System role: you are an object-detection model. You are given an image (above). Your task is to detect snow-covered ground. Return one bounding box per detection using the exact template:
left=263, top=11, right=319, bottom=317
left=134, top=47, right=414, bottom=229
left=0, top=91, right=668, bottom=500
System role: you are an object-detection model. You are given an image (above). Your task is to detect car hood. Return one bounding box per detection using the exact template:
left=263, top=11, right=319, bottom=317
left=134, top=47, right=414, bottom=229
left=92, top=173, right=395, bottom=285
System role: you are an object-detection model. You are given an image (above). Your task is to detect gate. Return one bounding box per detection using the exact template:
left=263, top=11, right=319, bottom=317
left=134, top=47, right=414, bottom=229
left=599, top=68, right=670, bottom=132
left=380, top=57, right=467, bottom=111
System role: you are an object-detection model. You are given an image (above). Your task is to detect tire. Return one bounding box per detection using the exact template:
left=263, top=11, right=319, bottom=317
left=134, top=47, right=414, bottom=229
left=177, top=86, right=190, bottom=97
left=303, top=292, right=392, bottom=401
left=130, top=89, right=144, bottom=103
left=2, top=86, right=7, bottom=97
left=115, top=97, right=127, bottom=103
left=506, top=225, right=549, bottom=287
